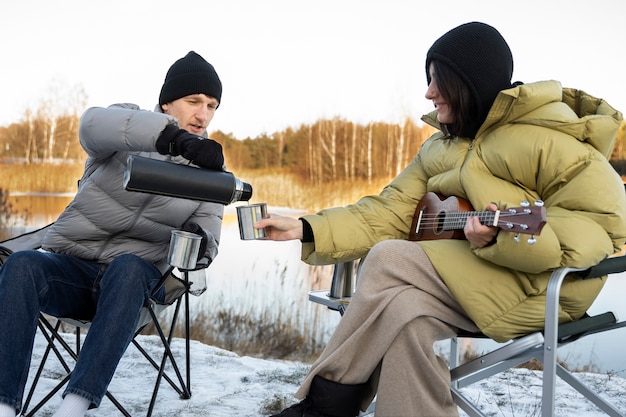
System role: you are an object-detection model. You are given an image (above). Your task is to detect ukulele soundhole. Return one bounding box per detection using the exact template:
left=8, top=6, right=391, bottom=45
left=435, top=211, right=445, bottom=234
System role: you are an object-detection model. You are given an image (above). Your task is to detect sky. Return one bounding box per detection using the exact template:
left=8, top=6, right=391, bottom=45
left=27, top=330, right=626, bottom=416
left=2, top=0, right=625, bottom=139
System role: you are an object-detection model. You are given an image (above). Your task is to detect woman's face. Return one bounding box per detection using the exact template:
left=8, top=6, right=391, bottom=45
left=425, top=62, right=454, bottom=124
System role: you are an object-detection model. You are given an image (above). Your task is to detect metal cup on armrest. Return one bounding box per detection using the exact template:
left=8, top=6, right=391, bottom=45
left=329, top=261, right=356, bottom=299
left=167, top=230, right=201, bottom=270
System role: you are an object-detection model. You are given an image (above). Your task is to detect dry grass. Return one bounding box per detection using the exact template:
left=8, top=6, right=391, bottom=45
left=0, top=162, right=85, bottom=194
left=0, top=163, right=395, bottom=209
left=0, top=163, right=388, bottom=239
left=236, top=167, right=393, bottom=211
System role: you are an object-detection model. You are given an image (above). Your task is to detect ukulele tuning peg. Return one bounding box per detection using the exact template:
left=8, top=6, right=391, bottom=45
left=514, top=233, right=520, bottom=243
left=534, top=200, right=544, bottom=207
left=527, top=236, right=537, bottom=245
left=520, top=200, right=530, bottom=207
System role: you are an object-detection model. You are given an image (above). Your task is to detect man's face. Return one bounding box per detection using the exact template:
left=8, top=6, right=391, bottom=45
left=161, top=94, right=219, bottom=135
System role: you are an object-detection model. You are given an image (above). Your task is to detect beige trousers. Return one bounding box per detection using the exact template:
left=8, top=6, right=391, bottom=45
left=296, top=240, right=479, bottom=417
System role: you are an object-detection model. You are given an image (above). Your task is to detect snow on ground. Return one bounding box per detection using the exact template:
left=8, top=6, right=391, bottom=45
left=24, top=332, right=626, bottom=417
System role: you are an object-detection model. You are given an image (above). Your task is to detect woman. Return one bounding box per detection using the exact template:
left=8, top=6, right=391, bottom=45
left=258, top=22, right=626, bottom=416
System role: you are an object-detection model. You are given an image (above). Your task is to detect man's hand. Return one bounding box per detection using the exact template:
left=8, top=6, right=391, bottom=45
left=181, top=221, right=207, bottom=261
left=464, top=203, right=499, bottom=248
left=156, top=125, right=224, bottom=171
left=254, top=214, right=304, bottom=241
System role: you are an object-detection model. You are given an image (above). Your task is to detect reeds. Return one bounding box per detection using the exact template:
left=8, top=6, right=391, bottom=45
left=0, top=162, right=85, bottom=194
left=235, top=167, right=394, bottom=211
left=1, top=163, right=394, bottom=210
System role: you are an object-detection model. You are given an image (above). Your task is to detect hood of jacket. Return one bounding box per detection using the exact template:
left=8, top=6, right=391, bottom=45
left=423, top=80, right=622, bottom=159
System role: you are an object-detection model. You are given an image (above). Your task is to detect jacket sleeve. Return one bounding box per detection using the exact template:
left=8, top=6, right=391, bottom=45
left=301, top=156, right=429, bottom=265
left=473, top=150, right=626, bottom=273
left=79, top=103, right=178, bottom=159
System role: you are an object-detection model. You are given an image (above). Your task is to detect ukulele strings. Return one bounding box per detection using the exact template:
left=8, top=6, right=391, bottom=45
left=417, top=211, right=529, bottom=229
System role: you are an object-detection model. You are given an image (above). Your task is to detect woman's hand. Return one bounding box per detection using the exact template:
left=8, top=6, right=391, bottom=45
left=464, top=203, right=499, bottom=248
left=254, top=213, right=304, bottom=241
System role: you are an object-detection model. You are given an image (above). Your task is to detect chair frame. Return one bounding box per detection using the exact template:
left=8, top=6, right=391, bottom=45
left=0, top=228, right=197, bottom=417
left=309, top=255, right=626, bottom=417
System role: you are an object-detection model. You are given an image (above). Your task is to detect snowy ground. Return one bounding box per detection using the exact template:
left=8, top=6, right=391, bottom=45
left=22, top=332, right=626, bottom=417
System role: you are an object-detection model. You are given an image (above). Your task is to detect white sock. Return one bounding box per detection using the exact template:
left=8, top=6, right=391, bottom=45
left=0, top=402, right=16, bottom=417
left=52, top=393, right=91, bottom=417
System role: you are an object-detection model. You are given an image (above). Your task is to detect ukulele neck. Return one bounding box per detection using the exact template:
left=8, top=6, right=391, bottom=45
left=443, top=210, right=500, bottom=230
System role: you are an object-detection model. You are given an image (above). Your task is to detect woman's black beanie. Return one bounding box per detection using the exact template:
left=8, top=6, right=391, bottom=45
left=159, top=51, right=222, bottom=106
left=426, top=22, right=513, bottom=122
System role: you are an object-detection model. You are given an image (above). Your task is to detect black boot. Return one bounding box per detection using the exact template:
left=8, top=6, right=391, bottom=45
left=271, top=375, right=367, bottom=417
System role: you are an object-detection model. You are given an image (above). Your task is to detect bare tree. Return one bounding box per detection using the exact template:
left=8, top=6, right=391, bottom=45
left=37, top=79, right=87, bottom=162
left=349, top=122, right=357, bottom=180
left=396, top=122, right=406, bottom=176
left=276, top=131, right=284, bottom=167
left=24, top=109, right=35, bottom=163
left=38, top=101, right=57, bottom=162
left=318, top=118, right=339, bottom=181
left=367, top=123, right=373, bottom=185
left=61, top=84, right=87, bottom=161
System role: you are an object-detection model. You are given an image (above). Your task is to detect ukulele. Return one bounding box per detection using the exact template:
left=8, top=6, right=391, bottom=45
left=409, top=193, right=547, bottom=244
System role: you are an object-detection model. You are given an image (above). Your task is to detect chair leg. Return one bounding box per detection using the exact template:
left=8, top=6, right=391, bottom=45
left=184, top=285, right=191, bottom=393
left=135, top=294, right=191, bottom=417
left=24, top=315, right=132, bottom=417
left=22, top=317, right=75, bottom=417
left=22, top=320, right=61, bottom=414
left=450, top=389, right=486, bottom=417
left=555, top=364, right=624, bottom=417
left=449, top=337, right=460, bottom=389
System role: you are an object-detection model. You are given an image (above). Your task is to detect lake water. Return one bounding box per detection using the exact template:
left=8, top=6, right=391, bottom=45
left=4, top=195, right=626, bottom=376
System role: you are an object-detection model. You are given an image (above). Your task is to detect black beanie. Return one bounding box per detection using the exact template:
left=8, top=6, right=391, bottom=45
left=426, top=22, right=513, bottom=121
left=159, top=51, right=222, bottom=105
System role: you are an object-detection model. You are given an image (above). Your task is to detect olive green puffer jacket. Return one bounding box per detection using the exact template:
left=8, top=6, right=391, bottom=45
left=302, top=80, right=626, bottom=342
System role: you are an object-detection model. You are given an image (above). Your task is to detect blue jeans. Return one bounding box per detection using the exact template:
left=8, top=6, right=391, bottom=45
left=0, top=250, right=164, bottom=412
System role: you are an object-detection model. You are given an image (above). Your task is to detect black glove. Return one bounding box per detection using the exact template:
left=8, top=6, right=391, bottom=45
left=156, top=125, right=224, bottom=171
left=181, top=221, right=208, bottom=262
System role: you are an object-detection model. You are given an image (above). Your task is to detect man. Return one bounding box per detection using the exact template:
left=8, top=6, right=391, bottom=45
left=0, top=51, right=225, bottom=417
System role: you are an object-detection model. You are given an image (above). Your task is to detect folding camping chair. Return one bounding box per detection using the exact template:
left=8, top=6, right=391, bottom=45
left=309, top=246, right=626, bottom=416
left=0, top=225, right=200, bottom=417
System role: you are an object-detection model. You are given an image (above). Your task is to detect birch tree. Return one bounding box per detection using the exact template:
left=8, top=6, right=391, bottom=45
left=367, top=123, right=373, bottom=185
left=396, top=122, right=406, bottom=175
left=24, top=109, right=35, bottom=163
left=318, top=119, right=338, bottom=181
left=349, top=122, right=357, bottom=180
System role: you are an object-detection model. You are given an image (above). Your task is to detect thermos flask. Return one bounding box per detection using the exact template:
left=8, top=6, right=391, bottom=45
left=123, top=155, right=253, bottom=204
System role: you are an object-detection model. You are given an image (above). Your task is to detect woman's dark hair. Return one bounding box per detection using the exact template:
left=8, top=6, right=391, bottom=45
left=431, top=60, right=482, bottom=139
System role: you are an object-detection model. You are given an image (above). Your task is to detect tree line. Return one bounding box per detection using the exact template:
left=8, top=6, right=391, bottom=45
left=1, top=105, right=626, bottom=183
left=213, top=117, right=436, bottom=183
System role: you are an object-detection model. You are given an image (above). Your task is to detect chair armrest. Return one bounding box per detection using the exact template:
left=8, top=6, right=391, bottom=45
left=0, top=224, right=52, bottom=253
left=159, top=273, right=188, bottom=305
left=572, top=254, right=626, bottom=279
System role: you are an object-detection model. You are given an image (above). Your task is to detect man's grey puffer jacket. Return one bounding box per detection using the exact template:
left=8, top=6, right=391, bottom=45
left=41, top=103, right=224, bottom=275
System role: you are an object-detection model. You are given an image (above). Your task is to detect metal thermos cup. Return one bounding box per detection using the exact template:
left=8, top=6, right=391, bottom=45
left=236, top=203, right=268, bottom=240
left=167, top=230, right=202, bottom=270
left=329, top=261, right=355, bottom=298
